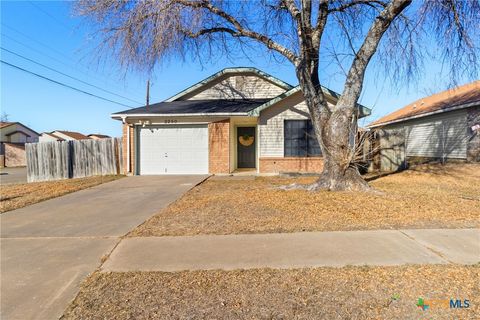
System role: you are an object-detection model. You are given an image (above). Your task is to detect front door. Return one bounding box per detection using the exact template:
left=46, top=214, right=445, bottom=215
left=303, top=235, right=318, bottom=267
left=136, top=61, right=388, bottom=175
left=237, top=127, right=256, bottom=168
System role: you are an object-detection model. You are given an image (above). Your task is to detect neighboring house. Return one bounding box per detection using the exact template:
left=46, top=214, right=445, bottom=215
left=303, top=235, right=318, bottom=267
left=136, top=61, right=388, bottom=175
left=38, top=132, right=65, bottom=142
left=88, top=134, right=111, bottom=140
left=111, top=67, right=371, bottom=175
left=39, top=130, right=90, bottom=142
left=368, top=80, right=480, bottom=171
left=0, top=121, right=40, bottom=167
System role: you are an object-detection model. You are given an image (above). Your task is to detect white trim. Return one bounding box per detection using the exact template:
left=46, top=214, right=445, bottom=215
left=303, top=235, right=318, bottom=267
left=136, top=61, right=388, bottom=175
left=165, top=67, right=293, bottom=102
left=137, top=124, right=209, bottom=175
left=112, top=112, right=250, bottom=118
left=247, top=85, right=371, bottom=118
left=368, top=101, right=479, bottom=128
left=126, top=125, right=130, bottom=173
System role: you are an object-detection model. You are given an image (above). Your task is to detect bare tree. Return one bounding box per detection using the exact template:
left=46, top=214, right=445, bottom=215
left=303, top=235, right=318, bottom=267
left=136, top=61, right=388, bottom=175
left=0, top=111, right=9, bottom=122
left=75, top=0, right=479, bottom=191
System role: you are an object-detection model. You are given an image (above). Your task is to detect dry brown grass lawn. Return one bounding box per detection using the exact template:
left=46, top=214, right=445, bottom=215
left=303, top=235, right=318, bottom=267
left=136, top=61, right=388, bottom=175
left=0, top=175, right=123, bottom=213
left=132, top=163, right=479, bottom=236
left=62, top=264, right=479, bottom=319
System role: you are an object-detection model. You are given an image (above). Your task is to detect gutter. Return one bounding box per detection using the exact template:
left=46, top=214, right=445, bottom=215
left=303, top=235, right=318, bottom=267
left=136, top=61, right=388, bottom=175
left=367, top=101, right=479, bottom=128
left=111, top=112, right=252, bottom=119
left=247, top=86, right=371, bottom=118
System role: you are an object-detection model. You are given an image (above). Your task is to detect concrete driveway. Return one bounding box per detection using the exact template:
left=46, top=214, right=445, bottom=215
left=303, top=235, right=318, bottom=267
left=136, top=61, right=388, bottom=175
left=0, top=167, right=27, bottom=184
left=0, top=175, right=208, bottom=320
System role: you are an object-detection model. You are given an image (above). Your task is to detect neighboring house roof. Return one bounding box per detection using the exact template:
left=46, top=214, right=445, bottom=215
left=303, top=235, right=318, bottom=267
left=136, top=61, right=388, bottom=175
left=368, top=80, right=480, bottom=128
left=112, top=99, right=270, bottom=117
left=165, top=67, right=293, bottom=102
left=5, top=130, right=31, bottom=137
left=41, top=132, right=65, bottom=141
left=0, top=121, right=40, bottom=135
left=54, top=130, right=90, bottom=140
left=88, top=134, right=111, bottom=139
left=247, top=85, right=371, bottom=118
left=0, top=122, right=15, bottom=129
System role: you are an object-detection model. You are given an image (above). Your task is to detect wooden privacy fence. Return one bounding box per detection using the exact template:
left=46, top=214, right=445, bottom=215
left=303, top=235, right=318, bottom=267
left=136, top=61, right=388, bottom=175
left=26, top=138, right=123, bottom=182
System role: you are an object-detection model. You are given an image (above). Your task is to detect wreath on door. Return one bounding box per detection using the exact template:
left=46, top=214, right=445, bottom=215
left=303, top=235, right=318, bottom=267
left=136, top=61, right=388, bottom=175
left=239, top=134, right=254, bottom=146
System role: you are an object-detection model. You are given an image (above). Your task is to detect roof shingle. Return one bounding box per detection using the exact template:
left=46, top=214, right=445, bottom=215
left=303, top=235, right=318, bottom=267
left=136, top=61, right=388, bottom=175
left=113, top=99, right=270, bottom=116
left=369, top=80, right=480, bottom=127
left=54, top=131, right=90, bottom=140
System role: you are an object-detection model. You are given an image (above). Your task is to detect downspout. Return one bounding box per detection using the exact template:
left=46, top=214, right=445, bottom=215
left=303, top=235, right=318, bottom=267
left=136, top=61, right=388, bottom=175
left=127, top=125, right=131, bottom=173
left=122, top=116, right=130, bottom=174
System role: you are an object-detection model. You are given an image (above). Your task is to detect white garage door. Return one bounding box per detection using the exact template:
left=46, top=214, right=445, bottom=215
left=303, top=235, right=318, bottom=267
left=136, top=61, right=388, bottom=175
left=138, top=125, right=208, bottom=174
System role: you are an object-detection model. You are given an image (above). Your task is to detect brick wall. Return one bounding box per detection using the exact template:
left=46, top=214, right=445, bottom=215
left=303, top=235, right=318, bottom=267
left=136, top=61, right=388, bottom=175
left=4, top=143, right=26, bottom=167
left=122, top=123, right=135, bottom=174
left=208, top=119, right=230, bottom=173
left=259, top=157, right=324, bottom=173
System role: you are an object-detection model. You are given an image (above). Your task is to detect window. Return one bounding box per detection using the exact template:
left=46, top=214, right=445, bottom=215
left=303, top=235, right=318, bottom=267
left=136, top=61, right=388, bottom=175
left=284, top=120, right=321, bottom=157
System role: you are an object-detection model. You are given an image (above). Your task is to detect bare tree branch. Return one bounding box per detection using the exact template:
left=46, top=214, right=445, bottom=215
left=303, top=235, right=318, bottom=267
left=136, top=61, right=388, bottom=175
left=328, top=0, right=387, bottom=13
left=337, top=0, right=412, bottom=114
left=178, top=0, right=299, bottom=63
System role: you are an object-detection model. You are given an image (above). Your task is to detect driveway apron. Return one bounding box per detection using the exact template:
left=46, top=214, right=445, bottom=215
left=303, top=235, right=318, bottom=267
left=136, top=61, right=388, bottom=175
left=0, top=175, right=208, bottom=320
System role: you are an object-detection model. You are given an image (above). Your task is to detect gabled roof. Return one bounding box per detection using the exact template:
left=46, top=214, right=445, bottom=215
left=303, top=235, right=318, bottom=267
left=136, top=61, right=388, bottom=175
left=53, top=130, right=90, bottom=140
left=41, top=132, right=65, bottom=141
left=112, top=67, right=372, bottom=120
left=165, top=67, right=293, bottom=102
left=5, top=130, right=31, bottom=137
left=247, top=85, right=371, bottom=118
left=0, top=121, right=15, bottom=129
left=0, top=121, right=40, bottom=135
left=112, top=99, right=270, bottom=117
left=88, top=134, right=111, bottom=139
left=368, top=80, right=480, bottom=128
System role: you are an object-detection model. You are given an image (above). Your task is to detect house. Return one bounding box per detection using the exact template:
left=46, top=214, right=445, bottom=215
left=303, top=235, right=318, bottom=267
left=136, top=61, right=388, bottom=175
left=0, top=121, right=39, bottom=167
left=88, top=134, right=111, bottom=140
left=368, top=80, right=480, bottom=171
left=38, top=132, right=65, bottom=142
left=111, top=67, right=371, bottom=175
left=39, top=130, right=90, bottom=142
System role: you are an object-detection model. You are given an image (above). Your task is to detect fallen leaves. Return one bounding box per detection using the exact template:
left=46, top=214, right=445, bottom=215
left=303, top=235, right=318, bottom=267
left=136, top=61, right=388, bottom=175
left=131, top=163, right=480, bottom=236
left=0, top=175, right=124, bottom=213
left=62, top=264, right=480, bottom=319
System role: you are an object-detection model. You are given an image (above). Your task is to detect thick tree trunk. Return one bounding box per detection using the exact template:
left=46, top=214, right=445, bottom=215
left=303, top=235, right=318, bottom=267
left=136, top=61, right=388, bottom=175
left=313, top=105, right=370, bottom=192
left=295, top=68, right=371, bottom=192
left=287, top=0, right=412, bottom=192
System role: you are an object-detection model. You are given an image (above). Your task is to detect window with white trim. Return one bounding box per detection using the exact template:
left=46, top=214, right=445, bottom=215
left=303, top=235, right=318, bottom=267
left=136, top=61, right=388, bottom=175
left=284, top=120, right=322, bottom=157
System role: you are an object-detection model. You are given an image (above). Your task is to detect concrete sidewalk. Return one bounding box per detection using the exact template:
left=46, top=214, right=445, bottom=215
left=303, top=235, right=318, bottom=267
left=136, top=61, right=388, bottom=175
left=1, top=175, right=208, bottom=320
left=102, top=228, right=480, bottom=272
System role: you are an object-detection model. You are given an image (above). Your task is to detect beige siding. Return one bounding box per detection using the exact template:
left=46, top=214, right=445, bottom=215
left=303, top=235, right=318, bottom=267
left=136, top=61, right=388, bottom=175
left=39, top=133, right=60, bottom=143
left=182, top=74, right=285, bottom=100
left=404, top=109, right=468, bottom=159
left=258, top=91, right=334, bottom=157
left=0, top=123, right=39, bottom=143
left=9, top=132, right=28, bottom=143
left=51, top=131, right=78, bottom=141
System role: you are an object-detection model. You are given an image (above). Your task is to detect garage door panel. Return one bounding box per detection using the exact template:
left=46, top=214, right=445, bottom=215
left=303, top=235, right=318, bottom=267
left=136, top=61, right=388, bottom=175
left=138, top=125, right=208, bottom=174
